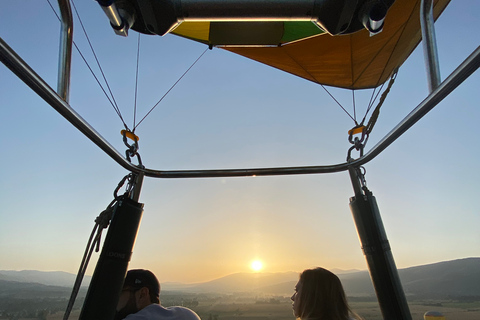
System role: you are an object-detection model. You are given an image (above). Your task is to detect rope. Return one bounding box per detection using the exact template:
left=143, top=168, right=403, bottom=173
left=349, top=3, right=415, bottom=129
left=359, top=82, right=383, bottom=126
left=133, top=47, right=209, bottom=131
left=365, top=69, right=398, bottom=135
left=63, top=201, right=115, bottom=320
left=62, top=172, right=135, bottom=320
left=357, top=2, right=414, bottom=131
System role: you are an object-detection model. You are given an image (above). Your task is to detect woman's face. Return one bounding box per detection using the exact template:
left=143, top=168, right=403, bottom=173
left=291, top=279, right=302, bottom=318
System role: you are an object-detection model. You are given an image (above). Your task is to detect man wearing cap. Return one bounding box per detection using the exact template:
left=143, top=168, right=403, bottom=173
left=115, top=269, right=201, bottom=320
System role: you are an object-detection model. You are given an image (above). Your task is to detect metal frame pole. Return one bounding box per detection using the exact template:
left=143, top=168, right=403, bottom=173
left=1, top=37, right=479, bottom=178
left=349, top=166, right=412, bottom=320
left=420, top=0, right=441, bottom=92
left=79, top=171, right=145, bottom=320
left=1, top=37, right=479, bottom=177
left=130, top=172, right=144, bottom=202
left=57, top=0, right=73, bottom=102
left=79, top=196, right=144, bottom=320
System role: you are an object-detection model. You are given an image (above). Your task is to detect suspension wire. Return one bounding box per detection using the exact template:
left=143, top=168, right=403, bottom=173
left=357, top=74, right=397, bottom=133
left=370, top=82, right=385, bottom=108
left=278, top=42, right=357, bottom=124
left=73, top=43, right=126, bottom=126
left=367, top=85, right=380, bottom=113
left=70, top=0, right=128, bottom=129
left=133, top=47, right=209, bottom=130
left=357, top=10, right=412, bottom=132
left=46, top=0, right=129, bottom=130
left=319, top=84, right=357, bottom=124
left=350, top=35, right=357, bottom=123
left=366, top=87, right=378, bottom=114
left=364, top=69, right=397, bottom=135
left=47, top=0, right=120, bottom=120
left=133, top=33, right=141, bottom=131
left=352, top=89, right=357, bottom=123
left=360, top=82, right=384, bottom=126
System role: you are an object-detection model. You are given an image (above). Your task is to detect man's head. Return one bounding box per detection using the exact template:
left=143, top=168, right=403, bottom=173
left=123, top=269, right=160, bottom=303
left=114, top=269, right=160, bottom=320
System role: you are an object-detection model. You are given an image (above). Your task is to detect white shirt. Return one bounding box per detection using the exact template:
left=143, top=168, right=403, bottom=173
left=123, top=304, right=201, bottom=320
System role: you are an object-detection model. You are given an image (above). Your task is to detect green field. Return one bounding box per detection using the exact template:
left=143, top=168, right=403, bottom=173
left=2, top=294, right=480, bottom=320
left=191, top=299, right=480, bottom=320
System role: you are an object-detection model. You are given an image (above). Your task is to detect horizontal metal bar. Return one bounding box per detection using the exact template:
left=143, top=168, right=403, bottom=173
left=135, top=45, right=480, bottom=178
left=1, top=35, right=478, bottom=179
left=358, top=45, right=480, bottom=166
left=139, top=45, right=480, bottom=178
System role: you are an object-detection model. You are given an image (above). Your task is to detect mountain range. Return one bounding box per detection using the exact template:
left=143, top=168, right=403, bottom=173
left=161, top=258, right=480, bottom=299
left=0, top=270, right=91, bottom=287
left=1, top=258, right=479, bottom=299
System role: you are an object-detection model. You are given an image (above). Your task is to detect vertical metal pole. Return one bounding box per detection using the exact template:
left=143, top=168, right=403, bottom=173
left=348, top=166, right=412, bottom=320
left=97, top=0, right=133, bottom=36
left=57, top=0, right=73, bottom=102
left=130, top=172, right=144, bottom=202
left=420, top=0, right=441, bottom=92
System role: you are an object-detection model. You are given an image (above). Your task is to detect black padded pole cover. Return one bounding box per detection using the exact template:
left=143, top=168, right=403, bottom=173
left=349, top=190, right=412, bottom=320
left=79, top=197, right=144, bottom=320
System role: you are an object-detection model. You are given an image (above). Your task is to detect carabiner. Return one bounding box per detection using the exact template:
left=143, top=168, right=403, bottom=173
left=121, top=130, right=143, bottom=166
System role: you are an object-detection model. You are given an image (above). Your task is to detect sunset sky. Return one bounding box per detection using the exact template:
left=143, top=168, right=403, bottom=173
left=1, top=1, right=479, bottom=284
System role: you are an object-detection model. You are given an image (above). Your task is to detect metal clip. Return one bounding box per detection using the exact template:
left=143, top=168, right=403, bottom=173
left=347, top=126, right=369, bottom=161
left=122, top=130, right=143, bottom=166
left=357, top=166, right=368, bottom=191
left=113, top=172, right=139, bottom=200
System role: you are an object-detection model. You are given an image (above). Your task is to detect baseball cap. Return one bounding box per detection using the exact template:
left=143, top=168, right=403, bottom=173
left=123, top=269, right=160, bottom=300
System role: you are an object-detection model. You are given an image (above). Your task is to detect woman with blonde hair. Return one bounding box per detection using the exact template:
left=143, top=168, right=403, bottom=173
left=291, top=267, right=362, bottom=320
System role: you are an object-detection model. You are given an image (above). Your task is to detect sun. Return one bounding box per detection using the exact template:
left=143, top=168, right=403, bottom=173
left=250, top=260, right=263, bottom=272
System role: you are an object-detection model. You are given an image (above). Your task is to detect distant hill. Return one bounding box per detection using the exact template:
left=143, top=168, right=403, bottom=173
left=1, top=258, right=479, bottom=299
left=251, top=258, right=480, bottom=299
left=0, top=280, right=80, bottom=299
left=0, top=270, right=91, bottom=287
left=162, top=268, right=361, bottom=293
left=162, top=258, right=480, bottom=299
left=232, top=271, right=375, bottom=296
left=399, top=257, right=480, bottom=298
left=169, top=272, right=300, bottom=293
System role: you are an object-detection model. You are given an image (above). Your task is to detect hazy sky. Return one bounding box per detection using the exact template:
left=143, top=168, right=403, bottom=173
left=0, top=1, right=479, bottom=284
